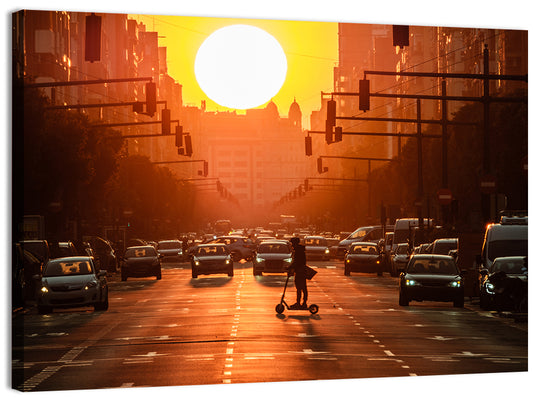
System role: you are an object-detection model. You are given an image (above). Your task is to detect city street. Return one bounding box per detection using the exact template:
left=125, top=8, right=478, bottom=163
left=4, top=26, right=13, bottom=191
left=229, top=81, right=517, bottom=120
left=12, top=259, right=528, bottom=392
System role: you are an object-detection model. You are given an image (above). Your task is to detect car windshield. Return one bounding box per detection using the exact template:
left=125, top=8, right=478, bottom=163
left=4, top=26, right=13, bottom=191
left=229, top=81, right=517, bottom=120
left=487, top=240, right=528, bottom=262
left=158, top=242, right=181, bottom=250
left=348, top=228, right=372, bottom=240
left=258, top=243, right=291, bottom=254
left=304, top=238, right=326, bottom=246
left=396, top=245, right=409, bottom=255
left=349, top=244, right=377, bottom=254
left=407, top=258, right=457, bottom=275
left=433, top=241, right=457, bottom=255
left=125, top=247, right=157, bottom=258
left=197, top=246, right=228, bottom=256
left=490, top=258, right=527, bottom=274
left=43, top=260, right=93, bottom=277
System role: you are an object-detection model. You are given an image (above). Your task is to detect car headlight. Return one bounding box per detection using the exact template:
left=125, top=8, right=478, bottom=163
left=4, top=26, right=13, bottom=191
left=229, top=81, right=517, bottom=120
left=225, top=258, right=231, bottom=265
left=194, top=259, right=200, bottom=266
left=256, top=257, right=265, bottom=263
left=346, top=258, right=351, bottom=263
left=485, top=282, right=495, bottom=294
left=448, top=279, right=462, bottom=288
left=405, top=279, right=420, bottom=286
left=40, top=286, right=49, bottom=294
left=325, top=248, right=330, bottom=254
left=85, top=281, right=97, bottom=290
left=283, top=258, right=292, bottom=263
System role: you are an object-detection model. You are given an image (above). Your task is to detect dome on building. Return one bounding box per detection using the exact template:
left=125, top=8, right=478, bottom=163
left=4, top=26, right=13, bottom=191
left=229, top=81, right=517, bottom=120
left=265, top=100, right=279, bottom=118
left=288, top=98, right=302, bottom=129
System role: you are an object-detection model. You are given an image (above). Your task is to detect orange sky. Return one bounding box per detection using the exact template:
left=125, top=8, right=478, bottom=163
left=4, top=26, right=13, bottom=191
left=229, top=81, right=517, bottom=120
left=129, top=13, right=338, bottom=129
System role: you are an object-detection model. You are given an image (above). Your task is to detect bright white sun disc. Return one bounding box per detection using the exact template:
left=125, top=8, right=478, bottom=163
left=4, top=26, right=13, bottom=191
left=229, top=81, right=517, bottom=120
left=195, top=24, right=287, bottom=110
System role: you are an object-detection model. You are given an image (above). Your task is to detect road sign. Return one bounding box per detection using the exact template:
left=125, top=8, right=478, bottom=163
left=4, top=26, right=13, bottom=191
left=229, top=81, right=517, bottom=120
left=437, top=188, right=453, bottom=205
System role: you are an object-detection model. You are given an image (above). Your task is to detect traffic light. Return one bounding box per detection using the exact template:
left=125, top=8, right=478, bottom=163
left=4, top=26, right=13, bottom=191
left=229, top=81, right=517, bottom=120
left=334, top=126, right=343, bottom=142
left=161, top=109, right=170, bottom=135
left=304, top=179, right=309, bottom=191
left=305, top=136, right=312, bottom=156
left=175, top=125, right=183, bottom=147
left=359, top=79, right=370, bottom=111
left=85, top=13, right=101, bottom=62
left=317, top=157, right=323, bottom=174
left=184, top=134, right=192, bottom=157
left=393, top=25, right=409, bottom=48
left=145, top=82, right=157, bottom=117
left=203, top=161, right=208, bottom=177
left=325, top=100, right=336, bottom=143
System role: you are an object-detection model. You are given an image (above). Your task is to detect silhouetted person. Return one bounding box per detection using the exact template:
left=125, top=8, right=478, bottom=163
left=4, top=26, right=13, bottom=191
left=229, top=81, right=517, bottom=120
left=289, top=237, right=308, bottom=309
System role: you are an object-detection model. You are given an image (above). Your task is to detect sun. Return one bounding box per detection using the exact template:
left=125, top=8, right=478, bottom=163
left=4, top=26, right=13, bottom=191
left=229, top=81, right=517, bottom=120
left=194, top=24, right=287, bottom=110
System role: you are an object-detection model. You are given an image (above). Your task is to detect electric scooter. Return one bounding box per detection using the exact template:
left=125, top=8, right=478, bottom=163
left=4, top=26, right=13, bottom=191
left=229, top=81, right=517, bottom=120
left=275, top=271, right=319, bottom=314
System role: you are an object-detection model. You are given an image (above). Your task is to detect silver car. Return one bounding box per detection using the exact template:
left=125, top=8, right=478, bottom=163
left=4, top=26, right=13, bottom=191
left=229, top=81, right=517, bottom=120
left=36, top=256, right=108, bottom=314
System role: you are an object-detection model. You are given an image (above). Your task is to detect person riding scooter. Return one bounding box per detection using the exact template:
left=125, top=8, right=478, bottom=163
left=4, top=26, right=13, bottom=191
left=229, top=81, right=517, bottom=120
left=289, top=237, right=308, bottom=309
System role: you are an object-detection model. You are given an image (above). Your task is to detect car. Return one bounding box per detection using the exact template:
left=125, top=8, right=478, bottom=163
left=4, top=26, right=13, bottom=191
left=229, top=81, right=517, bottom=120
left=479, top=256, right=527, bottom=310
left=390, top=243, right=410, bottom=277
left=191, top=243, right=234, bottom=278
left=252, top=240, right=293, bottom=276
left=157, top=240, right=184, bottom=262
left=209, top=235, right=255, bottom=261
left=336, top=225, right=392, bottom=258
left=85, top=236, right=118, bottom=273
left=427, top=238, right=458, bottom=255
left=344, top=242, right=383, bottom=276
left=35, top=256, right=108, bottom=314
left=121, top=246, right=162, bottom=281
left=49, top=241, right=78, bottom=259
left=20, top=240, right=50, bottom=264
left=303, top=236, right=330, bottom=261
left=399, top=254, right=464, bottom=308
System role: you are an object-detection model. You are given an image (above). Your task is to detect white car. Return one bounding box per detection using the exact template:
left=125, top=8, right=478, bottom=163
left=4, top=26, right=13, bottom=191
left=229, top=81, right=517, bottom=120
left=36, top=256, right=108, bottom=314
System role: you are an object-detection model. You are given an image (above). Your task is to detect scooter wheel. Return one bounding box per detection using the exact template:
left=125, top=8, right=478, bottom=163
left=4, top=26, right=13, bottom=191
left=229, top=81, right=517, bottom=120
left=275, top=303, right=285, bottom=314
left=308, top=304, right=319, bottom=314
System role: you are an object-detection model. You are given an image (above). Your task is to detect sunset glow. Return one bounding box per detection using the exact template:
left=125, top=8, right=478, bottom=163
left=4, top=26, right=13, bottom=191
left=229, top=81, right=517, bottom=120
left=194, top=24, right=287, bottom=109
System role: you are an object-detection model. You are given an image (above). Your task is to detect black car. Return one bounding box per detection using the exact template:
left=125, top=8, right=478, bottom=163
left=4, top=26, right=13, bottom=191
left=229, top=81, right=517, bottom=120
left=399, top=254, right=464, bottom=307
left=121, top=246, right=162, bottom=281
left=479, top=256, right=527, bottom=311
left=344, top=242, right=383, bottom=276
left=252, top=240, right=293, bottom=276
left=191, top=243, right=234, bottom=278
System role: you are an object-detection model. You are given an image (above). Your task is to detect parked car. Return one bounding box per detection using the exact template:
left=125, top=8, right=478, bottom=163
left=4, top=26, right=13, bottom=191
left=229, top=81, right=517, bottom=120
left=210, top=235, right=255, bottom=261
left=344, top=242, right=383, bottom=276
left=252, top=240, right=293, bottom=276
left=49, top=241, right=78, bottom=259
left=157, top=240, right=185, bottom=262
left=14, top=243, right=42, bottom=306
left=191, top=243, right=234, bottom=278
left=399, top=254, right=464, bottom=307
left=121, top=246, right=162, bottom=281
left=303, top=236, right=330, bottom=261
left=35, top=256, right=108, bottom=314
left=390, top=243, right=410, bottom=277
left=479, top=256, right=528, bottom=311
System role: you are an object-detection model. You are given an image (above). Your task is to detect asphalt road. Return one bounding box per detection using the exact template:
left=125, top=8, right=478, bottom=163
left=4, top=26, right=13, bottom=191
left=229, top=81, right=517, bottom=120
left=12, top=259, right=528, bottom=396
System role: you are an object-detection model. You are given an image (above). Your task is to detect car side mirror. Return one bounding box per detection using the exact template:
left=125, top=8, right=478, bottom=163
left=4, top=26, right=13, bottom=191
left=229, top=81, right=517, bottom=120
left=32, top=274, right=41, bottom=281
left=398, top=268, right=405, bottom=274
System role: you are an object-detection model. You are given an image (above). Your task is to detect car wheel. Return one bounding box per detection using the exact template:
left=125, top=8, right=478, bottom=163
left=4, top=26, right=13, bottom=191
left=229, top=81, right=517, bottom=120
left=344, top=267, right=350, bottom=276
left=228, top=268, right=234, bottom=277
left=95, top=296, right=109, bottom=311
left=275, top=303, right=285, bottom=314
left=253, top=267, right=262, bottom=276
left=192, top=269, right=198, bottom=278
left=399, top=290, right=409, bottom=306
left=479, top=292, right=490, bottom=310
left=156, top=269, right=162, bottom=280
left=121, top=274, right=127, bottom=282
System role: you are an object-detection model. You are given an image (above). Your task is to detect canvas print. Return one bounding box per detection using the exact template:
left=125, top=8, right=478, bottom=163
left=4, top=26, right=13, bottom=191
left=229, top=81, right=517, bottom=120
left=12, top=7, right=528, bottom=394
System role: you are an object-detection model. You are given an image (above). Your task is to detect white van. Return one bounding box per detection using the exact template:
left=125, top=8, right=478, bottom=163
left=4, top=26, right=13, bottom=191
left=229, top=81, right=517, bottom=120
left=392, top=218, right=434, bottom=254
left=480, top=215, right=528, bottom=269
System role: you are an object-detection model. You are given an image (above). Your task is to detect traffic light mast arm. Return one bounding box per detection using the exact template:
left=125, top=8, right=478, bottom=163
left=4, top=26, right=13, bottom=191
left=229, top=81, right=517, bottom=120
left=152, top=159, right=205, bottom=165
left=307, top=130, right=441, bottom=139
left=47, top=100, right=168, bottom=111
left=363, top=69, right=527, bottom=82
left=24, top=77, right=153, bottom=88
left=318, top=155, right=395, bottom=162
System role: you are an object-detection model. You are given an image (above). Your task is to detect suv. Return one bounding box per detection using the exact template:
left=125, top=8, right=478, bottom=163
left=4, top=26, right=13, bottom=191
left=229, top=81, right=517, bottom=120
left=337, top=225, right=392, bottom=259
left=210, top=236, right=255, bottom=261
